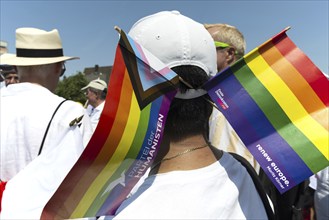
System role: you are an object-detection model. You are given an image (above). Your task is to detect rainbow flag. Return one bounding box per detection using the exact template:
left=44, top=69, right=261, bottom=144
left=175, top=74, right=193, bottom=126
left=41, top=31, right=178, bottom=218
left=204, top=27, right=329, bottom=194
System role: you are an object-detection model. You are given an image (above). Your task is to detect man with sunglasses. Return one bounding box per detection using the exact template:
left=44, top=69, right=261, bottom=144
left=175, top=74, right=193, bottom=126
left=205, top=23, right=245, bottom=73
left=205, top=23, right=314, bottom=220
left=203, top=23, right=260, bottom=170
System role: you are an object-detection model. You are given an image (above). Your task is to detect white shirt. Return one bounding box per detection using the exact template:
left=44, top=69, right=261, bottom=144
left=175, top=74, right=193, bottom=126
left=314, top=166, right=329, bottom=220
left=0, top=82, right=91, bottom=181
left=0, top=127, right=85, bottom=219
left=86, top=101, right=105, bottom=131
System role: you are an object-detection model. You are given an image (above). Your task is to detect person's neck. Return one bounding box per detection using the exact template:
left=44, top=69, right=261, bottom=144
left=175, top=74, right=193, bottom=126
left=20, top=77, right=57, bottom=92
left=156, top=135, right=217, bottom=173
left=91, top=99, right=104, bottom=108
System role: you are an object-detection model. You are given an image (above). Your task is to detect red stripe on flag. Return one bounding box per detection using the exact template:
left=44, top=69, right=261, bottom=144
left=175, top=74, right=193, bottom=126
left=273, top=35, right=329, bottom=106
left=259, top=41, right=328, bottom=131
left=41, top=46, right=127, bottom=219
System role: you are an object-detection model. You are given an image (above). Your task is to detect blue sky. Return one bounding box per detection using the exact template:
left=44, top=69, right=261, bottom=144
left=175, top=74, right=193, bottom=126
left=1, top=0, right=328, bottom=77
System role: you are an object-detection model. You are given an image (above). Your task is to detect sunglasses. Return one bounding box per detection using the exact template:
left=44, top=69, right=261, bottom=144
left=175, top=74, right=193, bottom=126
left=60, top=63, right=66, bottom=76
left=214, top=41, right=231, bottom=48
left=214, top=41, right=240, bottom=55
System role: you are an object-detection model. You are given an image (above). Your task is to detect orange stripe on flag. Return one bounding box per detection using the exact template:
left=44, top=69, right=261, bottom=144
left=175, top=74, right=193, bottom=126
left=260, top=42, right=328, bottom=131
left=65, top=69, right=133, bottom=216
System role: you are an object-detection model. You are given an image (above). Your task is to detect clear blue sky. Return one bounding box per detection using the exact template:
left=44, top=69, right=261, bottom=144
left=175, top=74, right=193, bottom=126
left=1, top=0, right=328, bottom=77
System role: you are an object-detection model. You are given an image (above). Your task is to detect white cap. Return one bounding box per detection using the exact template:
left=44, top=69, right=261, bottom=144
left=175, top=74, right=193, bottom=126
left=128, top=11, right=217, bottom=77
left=81, top=79, right=107, bottom=91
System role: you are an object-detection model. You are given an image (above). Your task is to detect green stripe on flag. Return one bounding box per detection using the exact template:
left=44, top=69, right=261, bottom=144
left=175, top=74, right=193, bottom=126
left=233, top=57, right=327, bottom=172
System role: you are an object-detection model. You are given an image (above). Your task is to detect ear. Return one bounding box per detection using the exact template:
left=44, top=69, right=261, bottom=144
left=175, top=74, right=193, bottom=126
left=226, top=47, right=236, bottom=65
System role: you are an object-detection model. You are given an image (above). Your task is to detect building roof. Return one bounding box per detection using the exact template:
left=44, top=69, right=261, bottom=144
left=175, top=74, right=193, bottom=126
left=83, top=64, right=112, bottom=83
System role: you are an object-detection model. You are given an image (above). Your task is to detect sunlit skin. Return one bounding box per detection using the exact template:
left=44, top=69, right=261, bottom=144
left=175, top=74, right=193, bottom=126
left=207, top=27, right=237, bottom=73
left=85, top=89, right=103, bottom=108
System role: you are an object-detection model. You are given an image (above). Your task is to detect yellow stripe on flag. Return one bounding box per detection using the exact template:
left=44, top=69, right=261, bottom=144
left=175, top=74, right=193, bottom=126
left=71, top=94, right=140, bottom=217
left=66, top=70, right=133, bottom=217
left=261, top=43, right=328, bottom=131
left=246, top=51, right=329, bottom=160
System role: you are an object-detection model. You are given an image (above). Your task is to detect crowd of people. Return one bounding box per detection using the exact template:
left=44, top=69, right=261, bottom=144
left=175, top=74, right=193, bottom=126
left=0, top=10, right=328, bottom=220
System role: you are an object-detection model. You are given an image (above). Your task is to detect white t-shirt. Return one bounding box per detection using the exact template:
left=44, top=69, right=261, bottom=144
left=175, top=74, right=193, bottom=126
left=110, top=152, right=267, bottom=219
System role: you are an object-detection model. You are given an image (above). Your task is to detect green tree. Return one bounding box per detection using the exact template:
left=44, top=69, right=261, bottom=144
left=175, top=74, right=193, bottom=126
left=55, top=72, right=88, bottom=105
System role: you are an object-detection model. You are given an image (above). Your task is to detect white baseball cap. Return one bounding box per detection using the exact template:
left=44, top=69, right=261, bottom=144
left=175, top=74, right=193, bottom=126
left=81, top=79, right=107, bottom=91
left=128, top=11, right=217, bottom=78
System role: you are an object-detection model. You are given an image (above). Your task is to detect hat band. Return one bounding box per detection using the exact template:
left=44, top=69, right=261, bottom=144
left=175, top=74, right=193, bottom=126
left=16, top=48, right=64, bottom=58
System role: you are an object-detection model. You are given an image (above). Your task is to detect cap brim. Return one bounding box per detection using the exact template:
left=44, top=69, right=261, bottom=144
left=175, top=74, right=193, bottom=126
left=0, top=55, right=79, bottom=66
left=81, top=85, right=89, bottom=91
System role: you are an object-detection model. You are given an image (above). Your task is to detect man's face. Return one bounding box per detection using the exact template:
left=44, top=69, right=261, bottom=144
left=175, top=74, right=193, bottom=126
left=207, top=28, right=228, bottom=73
left=215, top=48, right=229, bottom=73
left=85, top=88, right=98, bottom=107
left=207, top=27, right=235, bottom=73
left=4, top=73, right=19, bottom=86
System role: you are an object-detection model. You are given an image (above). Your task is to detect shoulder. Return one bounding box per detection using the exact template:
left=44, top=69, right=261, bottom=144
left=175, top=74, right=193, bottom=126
left=96, top=101, right=105, bottom=111
left=218, top=152, right=257, bottom=186
left=54, top=100, right=85, bottom=121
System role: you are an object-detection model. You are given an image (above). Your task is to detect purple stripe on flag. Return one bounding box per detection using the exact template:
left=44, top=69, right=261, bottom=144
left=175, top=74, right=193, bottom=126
left=208, top=70, right=313, bottom=190
left=97, top=92, right=174, bottom=215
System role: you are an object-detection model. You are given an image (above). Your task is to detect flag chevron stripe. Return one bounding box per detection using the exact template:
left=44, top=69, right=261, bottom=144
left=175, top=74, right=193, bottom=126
left=120, top=31, right=179, bottom=109
left=246, top=51, right=329, bottom=159
left=132, top=41, right=176, bottom=87
left=120, top=49, right=177, bottom=109
left=71, top=92, right=140, bottom=217
left=227, top=64, right=314, bottom=182
left=125, top=33, right=178, bottom=83
left=235, top=59, right=328, bottom=172
left=273, top=35, right=329, bottom=106
left=259, top=41, right=328, bottom=131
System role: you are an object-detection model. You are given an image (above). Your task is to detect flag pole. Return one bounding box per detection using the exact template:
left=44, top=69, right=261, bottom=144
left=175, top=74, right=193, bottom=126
left=114, top=26, right=121, bottom=34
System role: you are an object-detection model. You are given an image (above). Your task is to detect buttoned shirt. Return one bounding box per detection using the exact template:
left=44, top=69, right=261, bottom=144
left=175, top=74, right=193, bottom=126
left=86, top=101, right=105, bottom=131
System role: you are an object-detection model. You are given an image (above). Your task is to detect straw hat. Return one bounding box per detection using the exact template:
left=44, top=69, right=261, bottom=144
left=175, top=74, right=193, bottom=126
left=0, top=28, right=78, bottom=66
